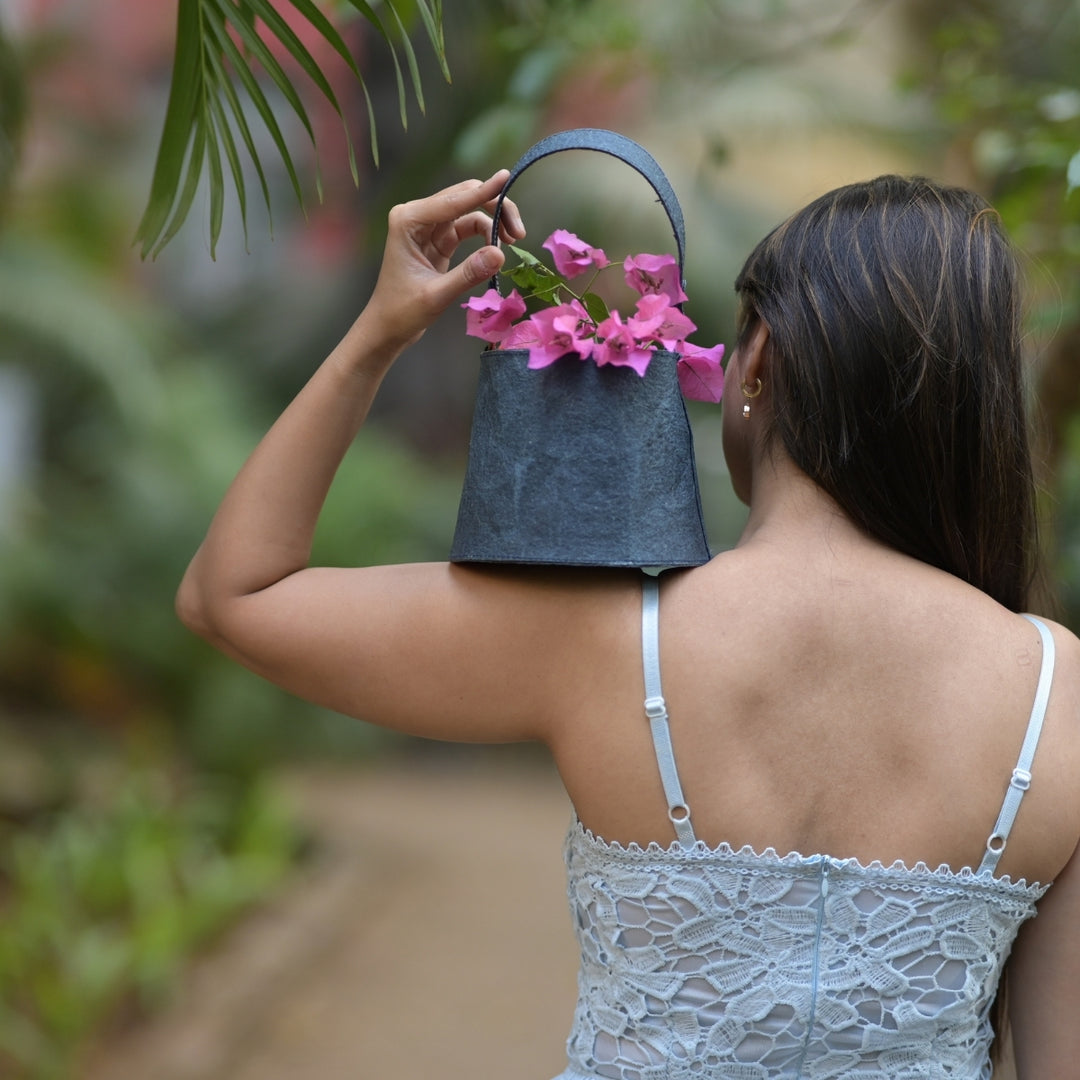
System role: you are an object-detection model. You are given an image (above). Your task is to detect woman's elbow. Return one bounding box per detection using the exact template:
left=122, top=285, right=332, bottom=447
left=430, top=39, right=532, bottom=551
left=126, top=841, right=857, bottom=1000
left=175, top=568, right=257, bottom=666
left=176, top=578, right=204, bottom=634
left=175, top=568, right=218, bottom=642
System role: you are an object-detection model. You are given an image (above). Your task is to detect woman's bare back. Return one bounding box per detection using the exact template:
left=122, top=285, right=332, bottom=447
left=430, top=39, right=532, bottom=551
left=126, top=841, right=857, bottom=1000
left=551, top=532, right=1080, bottom=891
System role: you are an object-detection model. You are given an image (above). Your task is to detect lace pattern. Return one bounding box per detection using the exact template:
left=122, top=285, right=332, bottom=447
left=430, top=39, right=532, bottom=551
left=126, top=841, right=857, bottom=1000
left=554, top=820, right=1048, bottom=1080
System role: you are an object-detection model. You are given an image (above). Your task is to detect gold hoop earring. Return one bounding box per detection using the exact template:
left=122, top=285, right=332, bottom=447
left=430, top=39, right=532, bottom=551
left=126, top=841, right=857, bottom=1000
left=741, top=378, right=762, bottom=420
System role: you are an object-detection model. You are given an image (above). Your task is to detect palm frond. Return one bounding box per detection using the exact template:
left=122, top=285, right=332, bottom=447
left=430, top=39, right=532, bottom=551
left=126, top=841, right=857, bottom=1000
left=135, top=0, right=450, bottom=259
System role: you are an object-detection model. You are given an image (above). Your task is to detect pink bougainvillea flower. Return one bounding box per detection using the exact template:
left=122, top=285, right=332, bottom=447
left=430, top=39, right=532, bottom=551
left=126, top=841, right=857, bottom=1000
left=629, top=292, right=697, bottom=349
left=468, top=231, right=725, bottom=405
left=676, top=342, right=726, bottom=402
left=525, top=301, right=596, bottom=369
left=593, top=312, right=655, bottom=377
left=462, top=288, right=527, bottom=343
left=623, top=253, right=688, bottom=304
left=541, top=230, right=610, bottom=279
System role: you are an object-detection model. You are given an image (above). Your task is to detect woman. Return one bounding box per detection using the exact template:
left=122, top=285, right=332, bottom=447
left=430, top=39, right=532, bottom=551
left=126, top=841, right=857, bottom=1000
left=178, top=170, right=1080, bottom=1078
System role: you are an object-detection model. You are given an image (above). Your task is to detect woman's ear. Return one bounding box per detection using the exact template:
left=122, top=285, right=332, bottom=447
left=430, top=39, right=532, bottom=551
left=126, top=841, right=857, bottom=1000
left=739, top=321, right=770, bottom=389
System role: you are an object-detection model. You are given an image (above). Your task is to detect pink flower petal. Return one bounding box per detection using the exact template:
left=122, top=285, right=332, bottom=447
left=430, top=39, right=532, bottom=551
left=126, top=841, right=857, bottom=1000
left=526, top=341, right=573, bottom=369
left=462, top=288, right=527, bottom=343
left=525, top=303, right=595, bottom=368
left=629, top=293, right=697, bottom=348
left=542, top=229, right=610, bottom=279
left=623, top=253, right=688, bottom=304
left=676, top=343, right=726, bottom=402
left=500, top=320, right=541, bottom=348
left=594, top=312, right=654, bottom=376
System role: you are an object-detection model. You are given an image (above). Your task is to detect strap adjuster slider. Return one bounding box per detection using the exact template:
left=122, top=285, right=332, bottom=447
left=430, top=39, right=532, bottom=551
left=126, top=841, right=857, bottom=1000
left=644, top=696, right=667, bottom=719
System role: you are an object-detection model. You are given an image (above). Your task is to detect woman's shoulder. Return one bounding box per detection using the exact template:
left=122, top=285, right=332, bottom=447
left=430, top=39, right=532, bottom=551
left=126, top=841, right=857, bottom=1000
left=664, top=546, right=1077, bottom=711
left=1030, top=612, right=1080, bottom=722
left=1027, top=610, right=1080, bottom=652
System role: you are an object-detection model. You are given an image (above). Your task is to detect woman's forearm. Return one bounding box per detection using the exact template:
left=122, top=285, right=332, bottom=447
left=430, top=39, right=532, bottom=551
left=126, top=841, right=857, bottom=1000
left=177, top=316, right=396, bottom=632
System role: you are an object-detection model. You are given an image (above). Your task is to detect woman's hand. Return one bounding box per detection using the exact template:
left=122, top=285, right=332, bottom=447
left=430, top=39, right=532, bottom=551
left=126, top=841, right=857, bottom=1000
left=357, top=170, right=526, bottom=358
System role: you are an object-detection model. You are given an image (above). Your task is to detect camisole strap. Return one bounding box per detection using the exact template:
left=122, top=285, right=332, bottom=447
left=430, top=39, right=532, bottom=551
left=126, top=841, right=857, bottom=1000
left=977, top=615, right=1056, bottom=876
left=641, top=574, right=697, bottom=848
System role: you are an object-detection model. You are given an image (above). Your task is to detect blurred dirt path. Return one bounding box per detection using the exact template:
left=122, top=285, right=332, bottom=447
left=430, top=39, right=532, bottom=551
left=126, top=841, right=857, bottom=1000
left=82, top=752, right=580, bottom=1080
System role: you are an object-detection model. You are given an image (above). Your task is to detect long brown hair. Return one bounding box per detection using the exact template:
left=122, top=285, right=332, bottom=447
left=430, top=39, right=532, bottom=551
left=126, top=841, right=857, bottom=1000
left=734, top=175, right=1038, bottom=612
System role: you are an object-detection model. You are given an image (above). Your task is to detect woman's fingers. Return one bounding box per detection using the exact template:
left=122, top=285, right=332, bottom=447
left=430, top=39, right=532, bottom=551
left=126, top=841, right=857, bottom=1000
left=407, top=171, right=510, bottom=227
left=430, top=209, right=502, bottom=261
left=493, top=196, right=525, bottom=242
left=401, top=171, right=525, bottom=245
left=360, top=170, right=526, bottom=352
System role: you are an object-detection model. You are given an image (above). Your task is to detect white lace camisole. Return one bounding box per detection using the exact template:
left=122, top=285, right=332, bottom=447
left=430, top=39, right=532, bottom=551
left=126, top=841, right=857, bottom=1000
left=553, top=576, right=1054, bottom=1080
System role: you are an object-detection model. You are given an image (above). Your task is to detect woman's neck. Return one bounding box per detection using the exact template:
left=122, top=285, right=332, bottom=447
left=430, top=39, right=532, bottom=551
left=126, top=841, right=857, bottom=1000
left=736, top=448, right=878, bottom=556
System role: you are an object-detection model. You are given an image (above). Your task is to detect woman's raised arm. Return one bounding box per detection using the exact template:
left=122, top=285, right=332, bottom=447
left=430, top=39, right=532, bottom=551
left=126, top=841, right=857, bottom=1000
left=172, top=174, right=636, bottom=744
left=178, top=171, right=520, bottom=613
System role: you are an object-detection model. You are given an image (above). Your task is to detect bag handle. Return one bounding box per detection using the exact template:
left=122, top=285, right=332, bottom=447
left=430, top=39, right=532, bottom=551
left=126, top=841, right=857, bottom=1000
left=489, top=128, right=687, bottom=295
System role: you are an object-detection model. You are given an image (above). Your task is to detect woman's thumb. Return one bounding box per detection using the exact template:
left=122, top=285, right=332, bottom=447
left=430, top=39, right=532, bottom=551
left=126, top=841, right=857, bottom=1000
left=461, top=246, right=504, bottom=288
left=426, top=246, right=505, bottom=316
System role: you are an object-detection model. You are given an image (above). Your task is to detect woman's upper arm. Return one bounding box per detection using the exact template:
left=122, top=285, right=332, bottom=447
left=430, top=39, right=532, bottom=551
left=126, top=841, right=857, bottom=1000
left=183, top=560, right=640, bottom=744
left=1008, top=835, right=1080, bottom=1079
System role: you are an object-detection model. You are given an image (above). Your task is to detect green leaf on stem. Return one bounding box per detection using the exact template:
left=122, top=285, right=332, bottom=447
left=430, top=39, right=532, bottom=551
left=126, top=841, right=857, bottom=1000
left=507, top=243, right=544, bottom=266
left=581, top=292, right=610, bottom=324
left=503, top=262, right=563, bottom=305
